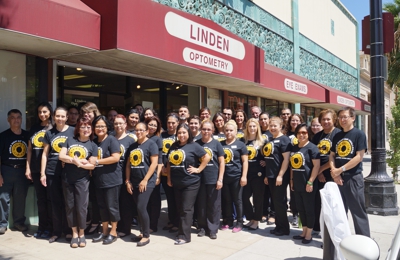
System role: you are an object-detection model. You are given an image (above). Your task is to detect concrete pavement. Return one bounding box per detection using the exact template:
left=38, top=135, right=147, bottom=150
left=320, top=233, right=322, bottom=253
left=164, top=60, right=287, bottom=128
left=0, top=154, right=399, bottom=260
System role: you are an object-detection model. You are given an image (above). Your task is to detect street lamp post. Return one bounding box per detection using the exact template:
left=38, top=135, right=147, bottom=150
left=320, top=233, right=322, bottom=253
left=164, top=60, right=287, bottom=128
left=364, top=0, right=399, bottom=216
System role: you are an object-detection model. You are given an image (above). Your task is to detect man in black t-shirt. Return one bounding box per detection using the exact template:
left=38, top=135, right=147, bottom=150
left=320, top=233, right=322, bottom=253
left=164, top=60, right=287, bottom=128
left=329, top=107, right=370, bottom=237
left=0, top=109, right=30, bottom=234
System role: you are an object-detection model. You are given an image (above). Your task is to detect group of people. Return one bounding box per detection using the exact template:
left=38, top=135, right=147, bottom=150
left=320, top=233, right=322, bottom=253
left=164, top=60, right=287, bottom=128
left=0, top=102, right=370, bottom=249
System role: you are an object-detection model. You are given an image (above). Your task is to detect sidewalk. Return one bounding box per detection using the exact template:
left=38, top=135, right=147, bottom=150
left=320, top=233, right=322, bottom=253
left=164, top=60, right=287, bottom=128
left=0, top=154, right=398, bottom=260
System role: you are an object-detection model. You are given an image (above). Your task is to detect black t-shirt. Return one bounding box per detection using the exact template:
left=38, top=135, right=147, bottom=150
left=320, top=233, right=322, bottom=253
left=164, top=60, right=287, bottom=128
left=193, top=133, right=202, bottom=142
left=126, top=131, right=138, bottom=142
left=221, top=139, right=248, bottom=182
left=93, top=135, right=121, bottom=188
left=0, top=128, right=29, bottom=165
left=43, top=126, right=75, bottom=175
left=149, top=135, right=162, bottom=164
left=168, top=142, right=206, bottom=188
left=29, top=124, right=50, bottom=172
left=114, top=134, right=136, bottom=182
left=213, top=133, right=226, bottom=142
left=286, top=130, right=299, bottom=146
left=127, top=138, right=158, bottom=188
left=246, top=140, right=265, bottom=179
left=236, top=129, right=245, bottom=141
left=161, top=132, right=176, bottom=168
left=290, top=143, right=320, bottom=192
left=261, top=130, right=272, bottom=141
left=311, top=128, right=342, bottom=181
left=331, top=127, right=367, bottom=175
left=61, top=137, right=98, bottom=184
left=263, top=135, right=291, bottom=179
left=196, top=138, right=224, bottom=184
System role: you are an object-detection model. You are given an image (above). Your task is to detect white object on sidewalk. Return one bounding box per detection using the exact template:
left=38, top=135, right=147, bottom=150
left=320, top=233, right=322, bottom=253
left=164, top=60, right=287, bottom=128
left=320, top=182, right=351, bottom=260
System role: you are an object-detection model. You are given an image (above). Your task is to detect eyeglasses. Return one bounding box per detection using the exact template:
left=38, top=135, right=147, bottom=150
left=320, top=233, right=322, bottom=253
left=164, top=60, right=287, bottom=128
left=339, top=116, right=353, bottom=120
left=201, top=128, right=212, bottom=131
left=297, top=131, right=308, bottom=135
left=135, top=129, right=146, bottom=132
left=148, top=124, right=157, bottom=127
left=311, top=125, right=322, bottom=128
left=114, top=122, right=125, bottom=126
left=80, top=126, right=91, bottom=130
left=95, top=125, right=107, bottom=129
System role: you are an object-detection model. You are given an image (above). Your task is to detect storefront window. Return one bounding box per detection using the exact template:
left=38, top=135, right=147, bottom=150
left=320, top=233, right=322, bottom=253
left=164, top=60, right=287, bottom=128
left=227, top=92, right=257, bottom=116
left=206, top=88, right=221, bottom=116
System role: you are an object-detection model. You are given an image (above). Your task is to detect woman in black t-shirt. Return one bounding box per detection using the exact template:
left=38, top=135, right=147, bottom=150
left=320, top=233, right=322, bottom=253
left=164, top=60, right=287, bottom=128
left=125, top=109, right=140, bottom=133
left=113, top=114, right=136, bottom=238
left=167, top=124, right=210, bottom=245
left=160, top=113, right=179, bottom=232
left=59, top=118, right=97, bottom=248
left=91, top=116, right=121, bottom=245
left=126, top=122, right=159, bottom=247
left=290, top=123, right=320, bottom=244
left=145, top=116, right=163, bottom=233
left=220, top=120, right=248, bottom=233
left=25, top=102, right=53, bottom=239
left=196, top=119, right=225, bottom=239
left=189, top=115, right=202, bottom=142
left=242, top=119, right=265, bottom=230
left=263, top=116, right=291, bottom=236
left=213, top=112, right=226, bottom=142
left=234, top=109, right=247, bottom=139
left=41, top=106, right=74, bottom=243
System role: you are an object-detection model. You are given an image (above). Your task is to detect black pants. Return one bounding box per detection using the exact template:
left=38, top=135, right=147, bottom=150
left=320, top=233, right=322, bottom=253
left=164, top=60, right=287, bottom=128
left=295, top=190, right=316, bottom=229
left=221, top=179, right=243, bottom=226
left=262, top=184, right=275, bottom=217
left=47, top=174, right=70, bottom=236
left=62, top=178, right=90, bottom=229
left=147, top=184, right=161, bottom=231
left=133, top=186, right=154, bottom=238
left=339, top=173, right=370, bottom=237
left=197, top=183, right=221, bottom=235
left=0, top=166, right=29, bottom=228
left=117, top=184, right=135, bottom=234
left=32, top=171, right=52, bottom=232
left=174, top=181, right=200, bottom=242
left=161, top=176, right=178, bottom=227
left=289, top=190, right=298, bottom=215
left=243, top=176, right=265, bottom=221
left=268, top=176, right=290, bottom=234
left=96, top=185, right=120, bottom=222
left=88, top=178, right=100, bottom=224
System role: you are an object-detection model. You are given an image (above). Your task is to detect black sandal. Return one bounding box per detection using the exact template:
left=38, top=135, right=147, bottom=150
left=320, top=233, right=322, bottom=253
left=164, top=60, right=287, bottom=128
left=79, top=236, right=86, bottom=247
left=70, top=237, right=79, bottom=248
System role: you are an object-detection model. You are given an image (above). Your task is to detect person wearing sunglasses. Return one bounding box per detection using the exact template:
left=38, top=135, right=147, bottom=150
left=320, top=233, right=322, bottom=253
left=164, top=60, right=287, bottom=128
left=289, top=123, right=320, bottom=244
left=222, top=108, right=233, bottom=122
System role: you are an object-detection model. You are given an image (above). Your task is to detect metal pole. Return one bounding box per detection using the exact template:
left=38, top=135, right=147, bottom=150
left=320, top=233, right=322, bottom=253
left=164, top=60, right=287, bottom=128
left=364, top=0, right=398, bottom=216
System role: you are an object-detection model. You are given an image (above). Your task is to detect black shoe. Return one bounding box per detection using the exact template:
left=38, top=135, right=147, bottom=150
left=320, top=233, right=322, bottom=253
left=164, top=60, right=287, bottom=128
left=293, top=235, right=305, bottom=240
left=137, top=239, right=150, bottom=247
left=270, top=229, right=277, bottom=234
left=131, top=218, right=138, bottom=227
left=197, top=228, right=206, bottom=237
left=274, top=230, right=290, bottom=236
left=86, top=224, right=100, bottom=235
left=40, top=230, right=51, bottom=239
left=302, top=238, right=313, bottom=244
left=209, top=233, right=217, bottom=239
left=34, top=230, right=43, bottom=238
left=131, top=236, right=142, bottom=242
left=103, top=234, right=117, bottom=245
left=14, top=223, right=28, bottom=232
left=92, top=233, right=106, bottom=243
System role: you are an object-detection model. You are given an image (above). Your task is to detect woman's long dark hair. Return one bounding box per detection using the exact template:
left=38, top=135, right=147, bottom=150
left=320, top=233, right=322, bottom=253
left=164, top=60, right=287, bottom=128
left=36, top=102, right=53, bottom=125
left=175, top=123, right=193, bottom=145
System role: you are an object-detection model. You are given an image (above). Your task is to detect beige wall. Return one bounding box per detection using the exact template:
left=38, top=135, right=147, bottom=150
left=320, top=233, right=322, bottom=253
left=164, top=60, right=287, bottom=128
left=253, top=0, right=292, bottom=26
left=298, top=0, right=357, bottom=67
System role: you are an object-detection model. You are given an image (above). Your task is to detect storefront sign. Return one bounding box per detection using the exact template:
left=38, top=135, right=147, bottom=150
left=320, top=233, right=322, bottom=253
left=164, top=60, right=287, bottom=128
left=183, top=48, right=233, bottom=73
left=337, top=95, right=356, bottom=107
left=284, top=79, right=308, bottom=94
left=364, top=104, right=371, bottom=112
left=165, top=12, right=245, bottom=60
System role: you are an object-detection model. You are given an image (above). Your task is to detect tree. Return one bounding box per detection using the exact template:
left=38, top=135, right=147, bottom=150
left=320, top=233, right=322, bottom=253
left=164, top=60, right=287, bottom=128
left=384, top=1, right=400, bottom=87
left=387, top=86, right=400, bottom=181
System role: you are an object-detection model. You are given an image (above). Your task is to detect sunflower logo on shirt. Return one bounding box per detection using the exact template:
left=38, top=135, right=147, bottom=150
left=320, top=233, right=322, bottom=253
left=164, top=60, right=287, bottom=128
left=10, top=140, right=27, bottom=158
left=223, top=148, right=233, bottom=164
left=130, top=148, right=143, bottom=167
left=120, top=144, right=126, bottom=158
left=169, top=149, right=185, bottom=166
left=97, top=147, right=103, bottom=159
left=318, top=139, right=332, bottom=155
left=200, top=147, right=213, bottom=162
left=32, top=130, right=46, bottom=148
left=247, top=145, right=257, bottom=160
left=51, top=136, right=67, bottom=153
left=68, top=145, right=87, bottom=159
left=262, top=141, right=274, bottom=157
left=290, top=152, right=304, bottom=169
left=162, top=138, right=175, bottom=154
left=128, top=133, right=138, bottom=142
left=336, top=138, right=353, bottom=157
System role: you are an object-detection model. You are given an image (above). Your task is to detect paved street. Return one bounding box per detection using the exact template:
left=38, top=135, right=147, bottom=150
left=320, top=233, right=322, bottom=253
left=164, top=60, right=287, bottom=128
left=0, top=154, right=399, bottom=260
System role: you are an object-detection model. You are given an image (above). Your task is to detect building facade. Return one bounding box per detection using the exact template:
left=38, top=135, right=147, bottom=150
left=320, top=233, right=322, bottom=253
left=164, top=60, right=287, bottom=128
left=0, top=0, right=369, bottom=133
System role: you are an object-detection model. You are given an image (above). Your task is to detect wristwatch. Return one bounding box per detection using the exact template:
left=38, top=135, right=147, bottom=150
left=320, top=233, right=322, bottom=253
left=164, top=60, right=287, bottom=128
left=95, top=159, right=99, bottom=166
left=341, top=166, right=346, bottom=173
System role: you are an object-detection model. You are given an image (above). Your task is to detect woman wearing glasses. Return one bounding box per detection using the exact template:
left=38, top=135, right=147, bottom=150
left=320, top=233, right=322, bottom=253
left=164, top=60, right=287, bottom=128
left=212, top=112, right=226, bottom=142
left=289, top=123, right=320, bottom=244
left=126, top=122, right=159, bottom=246
left=41, top=106, right=75, bottom=243
left=196, top=119, right=225, bottom=239
left=90, top=116, right=121, bottom=245
left=59, top=118, right=97, bottom=248
left=308, top=117, right=323, bottom=141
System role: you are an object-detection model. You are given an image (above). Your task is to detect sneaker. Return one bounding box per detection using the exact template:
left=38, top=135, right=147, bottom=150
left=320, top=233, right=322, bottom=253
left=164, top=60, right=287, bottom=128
left=197, top=228, right=206, bottom=237
left=220, top=225, right=229, bottom=231
left=232, top=226, right=242, bottom=233
left=14, top=223, right=28, bottom=232
left=291, top=215, right=298, bottom=228
left=209, top=233, right=217, bottom=239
